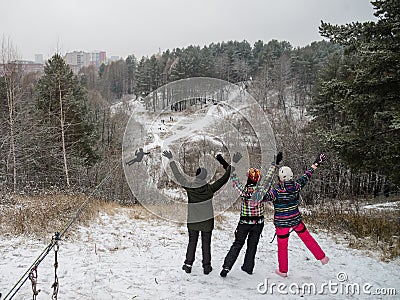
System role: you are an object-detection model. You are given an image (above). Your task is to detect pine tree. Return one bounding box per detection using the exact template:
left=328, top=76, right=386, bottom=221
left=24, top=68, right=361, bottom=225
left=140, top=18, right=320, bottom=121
left=36, top=53, right=98, bottom=187
left=126, top=54, right=137, bottom=94
left=134, top=57, right=153, bottom=98
left=312, top=0, right=400, bottom=185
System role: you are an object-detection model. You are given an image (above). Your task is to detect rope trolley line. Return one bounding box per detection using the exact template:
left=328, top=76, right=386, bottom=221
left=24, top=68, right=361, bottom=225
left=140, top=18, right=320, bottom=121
left=1, top=164, right=119, bottom=300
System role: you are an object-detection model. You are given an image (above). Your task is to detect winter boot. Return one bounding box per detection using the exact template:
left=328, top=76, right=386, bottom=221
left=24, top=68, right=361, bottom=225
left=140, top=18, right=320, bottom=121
left=275, top=269, right=288, bottom=277
left=241, top=266, right=253, bottom=275
left=220, top=267, right=230, bottom=277
left=203, top=265, right=213, bottom=275
left=320, top=256, right=329, bottom=265
left=182, top=264, right=192, bottom=273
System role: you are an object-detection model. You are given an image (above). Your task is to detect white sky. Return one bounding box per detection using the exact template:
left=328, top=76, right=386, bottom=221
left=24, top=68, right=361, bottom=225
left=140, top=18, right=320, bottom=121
left=1, top=0, right=377, bottom=61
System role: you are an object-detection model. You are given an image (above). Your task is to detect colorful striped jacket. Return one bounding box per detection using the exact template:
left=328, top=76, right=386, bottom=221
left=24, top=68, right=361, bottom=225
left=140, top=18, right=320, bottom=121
left=263, top=167, right=314, bottom=228
left=230, top=164, right=278, bottom=224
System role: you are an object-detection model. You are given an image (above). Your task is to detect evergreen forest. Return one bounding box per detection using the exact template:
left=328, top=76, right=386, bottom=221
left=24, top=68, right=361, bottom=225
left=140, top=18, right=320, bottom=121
left=1, top=0, right=399, bottom=203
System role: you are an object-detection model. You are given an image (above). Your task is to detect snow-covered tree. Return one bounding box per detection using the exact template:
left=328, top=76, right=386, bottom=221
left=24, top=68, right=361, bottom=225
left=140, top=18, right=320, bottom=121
left=36, top=53, right=98, bottom=187
left=311, top=0, right=400, bottom=185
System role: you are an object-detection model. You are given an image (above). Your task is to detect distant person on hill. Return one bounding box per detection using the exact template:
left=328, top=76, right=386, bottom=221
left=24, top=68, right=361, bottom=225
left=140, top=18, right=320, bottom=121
left=262, top=153, right=329, bottom=277
left=162, top=150, right=232, bottom=275
left=220, top=151, right=282, bottom=277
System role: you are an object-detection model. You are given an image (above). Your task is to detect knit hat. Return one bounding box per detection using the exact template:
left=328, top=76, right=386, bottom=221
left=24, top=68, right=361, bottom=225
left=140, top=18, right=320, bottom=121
left=196, top=167, right=207, bottom=180
left=278, top=166, right=293, bottom=182
left=247, top=168, right=260, bottom=183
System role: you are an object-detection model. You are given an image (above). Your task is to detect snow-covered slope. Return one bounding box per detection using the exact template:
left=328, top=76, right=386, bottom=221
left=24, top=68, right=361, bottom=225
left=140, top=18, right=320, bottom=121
left=1, top=206, right=399, bottom=299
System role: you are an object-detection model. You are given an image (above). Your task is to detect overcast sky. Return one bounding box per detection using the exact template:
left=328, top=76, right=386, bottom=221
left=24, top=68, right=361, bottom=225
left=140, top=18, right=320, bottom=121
left=1, top=0, right=377, bottom=61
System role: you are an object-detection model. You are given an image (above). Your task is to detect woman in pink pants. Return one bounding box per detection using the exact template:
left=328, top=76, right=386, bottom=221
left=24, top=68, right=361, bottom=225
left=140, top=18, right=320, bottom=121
left=263, top=153, right=329, bottom=277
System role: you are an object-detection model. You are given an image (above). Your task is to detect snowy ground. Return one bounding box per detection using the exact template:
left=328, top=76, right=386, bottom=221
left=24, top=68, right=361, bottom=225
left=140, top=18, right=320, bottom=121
left=1, top=207, right=399, bottom=300
left=364, top=200, right=400, bottom=211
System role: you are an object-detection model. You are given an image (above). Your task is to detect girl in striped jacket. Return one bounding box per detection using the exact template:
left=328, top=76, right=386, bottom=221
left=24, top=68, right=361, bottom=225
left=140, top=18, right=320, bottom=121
left=219, top=152, right=282, bottom=277
left=263, top=153, right=330, bottom=277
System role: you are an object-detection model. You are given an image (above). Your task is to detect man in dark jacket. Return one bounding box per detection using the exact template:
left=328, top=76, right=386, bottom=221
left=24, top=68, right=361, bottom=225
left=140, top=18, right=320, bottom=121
left=162, top=150, right=232, bottom=275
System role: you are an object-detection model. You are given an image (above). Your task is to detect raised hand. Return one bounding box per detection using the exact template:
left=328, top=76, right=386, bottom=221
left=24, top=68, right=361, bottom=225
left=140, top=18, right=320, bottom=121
left=162, top=150, right=173, bottom=160
left=232, top=152, right=242, bottom=163
left=275, top=151, right=283, bottom=165
left=313, top=153, right=326, bottom=167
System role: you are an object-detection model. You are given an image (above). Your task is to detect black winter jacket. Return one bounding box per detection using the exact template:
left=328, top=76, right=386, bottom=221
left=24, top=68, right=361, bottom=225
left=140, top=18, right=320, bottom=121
left=170, top=161, right=231, bottom=231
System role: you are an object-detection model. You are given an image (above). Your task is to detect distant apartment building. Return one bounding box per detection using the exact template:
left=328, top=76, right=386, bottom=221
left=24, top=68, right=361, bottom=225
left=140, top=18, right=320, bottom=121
left=0, top=60, right=44, bottom=74
left=109, top=56, right=121, bottom=62
left=65, top=51, right=92, bottom=73
left=91, top=51, right=107, bottom=67
left=35, top=54, right=44, bottom=64
left=1, top=51, right=110, bottom=75
left=65, top=50, right=107, bottom=73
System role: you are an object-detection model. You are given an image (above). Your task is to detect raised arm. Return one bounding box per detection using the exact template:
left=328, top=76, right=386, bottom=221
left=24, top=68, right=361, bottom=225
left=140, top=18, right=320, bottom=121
left=210, top=165, right=232, bottom=193
left=296, top=153, right=326, bottom=188
left=251, top=152, right=282, bottom=201
left=163, top=150, right=190, bottom=187
left=230, top=171, right=247, bottom=194
left=170, top=161, right=191, bottom=187
left=218, top=152, right=247, bottom=195
left=212, top=152, right=241, bottom=192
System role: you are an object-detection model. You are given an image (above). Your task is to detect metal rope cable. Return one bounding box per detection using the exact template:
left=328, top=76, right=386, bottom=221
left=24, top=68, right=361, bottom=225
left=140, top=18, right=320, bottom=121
left=51, top=237, right=60, bottom=300
left=2, top=164, right=119, bottom=300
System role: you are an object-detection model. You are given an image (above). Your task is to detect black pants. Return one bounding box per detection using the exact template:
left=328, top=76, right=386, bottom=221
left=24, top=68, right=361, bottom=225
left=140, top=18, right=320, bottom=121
left=184, top=230, right=212, bottom=268
left=222, top=222, right=264, bottom=273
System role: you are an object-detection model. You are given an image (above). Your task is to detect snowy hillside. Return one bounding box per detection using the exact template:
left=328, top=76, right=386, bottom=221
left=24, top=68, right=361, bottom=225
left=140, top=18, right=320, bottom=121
left=1, top=205, right=399, bottom=299
left=2, top=80, right=397, bottom=299
left=121, top=79, right=277, bottom=225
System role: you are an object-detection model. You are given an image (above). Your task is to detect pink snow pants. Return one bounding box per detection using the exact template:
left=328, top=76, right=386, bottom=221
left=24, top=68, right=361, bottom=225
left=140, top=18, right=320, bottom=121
left=276, top=222, right=325, bottom=273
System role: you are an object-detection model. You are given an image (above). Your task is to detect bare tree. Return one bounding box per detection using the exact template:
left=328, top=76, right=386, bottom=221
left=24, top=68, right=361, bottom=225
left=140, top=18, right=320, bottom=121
left=1, top=37, right=20, bottom=192
left=58, top=79, right=70, bottom=187
left=36, top=53, right=98, bottom=189
left=249, top=65, right=273, bottom=111
left=273, top=53, right=291, bottom=110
